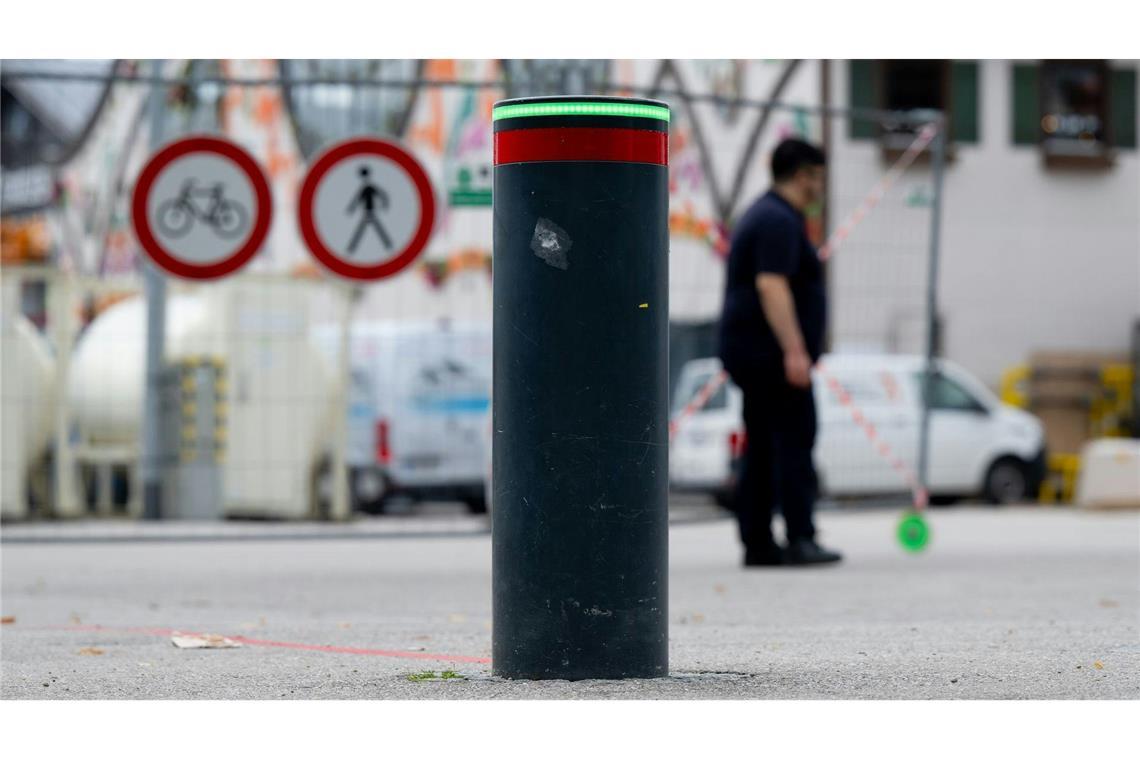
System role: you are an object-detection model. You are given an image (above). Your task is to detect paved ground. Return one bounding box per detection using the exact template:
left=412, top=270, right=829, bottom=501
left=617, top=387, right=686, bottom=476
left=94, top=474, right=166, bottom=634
left=2, top=504, right=1137, bottom=699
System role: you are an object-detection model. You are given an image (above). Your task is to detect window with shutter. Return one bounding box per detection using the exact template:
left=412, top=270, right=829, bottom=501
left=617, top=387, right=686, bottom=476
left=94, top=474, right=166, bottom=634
left=1012, top=60, right=1131, bottom=166
left=1109, top=68, right=1137, bottom=150
left=847, top=60, right=980, bottom=157
left=1011, top=63, right=1040, bottom=146
left=848, top=60, right=878, bottom=140
left=951, top=62, right=979, bottom=144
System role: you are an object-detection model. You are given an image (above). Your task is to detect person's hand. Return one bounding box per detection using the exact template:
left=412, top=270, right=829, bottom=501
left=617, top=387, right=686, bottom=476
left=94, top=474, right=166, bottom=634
left=784, top=349, right=813, bottom=388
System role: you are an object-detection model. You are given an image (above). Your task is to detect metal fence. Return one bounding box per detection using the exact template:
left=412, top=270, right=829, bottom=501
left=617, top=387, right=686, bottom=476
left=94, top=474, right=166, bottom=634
left=0, top=60, right=944, bottom=520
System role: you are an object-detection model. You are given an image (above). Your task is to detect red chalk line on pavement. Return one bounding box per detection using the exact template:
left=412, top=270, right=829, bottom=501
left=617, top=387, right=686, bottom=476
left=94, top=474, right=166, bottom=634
left=40, top=624, right=491, bottom=664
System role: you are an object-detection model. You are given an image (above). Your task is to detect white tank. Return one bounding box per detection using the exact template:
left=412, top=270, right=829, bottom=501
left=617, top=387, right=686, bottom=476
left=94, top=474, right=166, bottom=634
left=1, top=309, right=57, bottom=518
left=67, top=281, right=337, bottom=518
left=68, top=294, right=214, bottom=444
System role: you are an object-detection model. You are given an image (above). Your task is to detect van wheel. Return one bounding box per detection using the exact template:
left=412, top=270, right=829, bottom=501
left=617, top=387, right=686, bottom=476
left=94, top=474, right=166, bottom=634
left=983, top=457, right=1029, bottom=505
left=464, top=494, right=488, bottom=515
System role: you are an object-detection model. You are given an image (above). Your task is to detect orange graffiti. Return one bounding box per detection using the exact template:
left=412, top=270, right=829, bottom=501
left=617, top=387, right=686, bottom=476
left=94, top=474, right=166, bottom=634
left=447, top=248, right=490, bottom=274
left=263, top=132, right=294, bottom=179
left=669, top=203, right=730, bottom=256
left=0, top=216, right=51, bottom=263
left=670, top=127, right=690, bottom=154
left=218, top=60, right=242, bottom=133
left=424, top=59, right=457, bottom=81
left=253, top=89, right=282, bottom=127
left=419, top=247, right=493, bottom=288
left=409, top=91, right=445, bottom=154
left=290, top=261, right=326, bottom=280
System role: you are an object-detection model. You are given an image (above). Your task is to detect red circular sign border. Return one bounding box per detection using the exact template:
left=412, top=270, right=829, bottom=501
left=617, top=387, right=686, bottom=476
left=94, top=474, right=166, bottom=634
left=297, top=138, right=436, bottom=281
left=131, top=136, right=273, bottom=280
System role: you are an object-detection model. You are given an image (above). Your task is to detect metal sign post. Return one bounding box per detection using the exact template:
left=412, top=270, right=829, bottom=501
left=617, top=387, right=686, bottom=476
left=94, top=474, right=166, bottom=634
left=140, top=59, right=168, bottom=520
left=133, top=70, right=273, bottom=520
left=491, top=97, right=671, bottom=680
left=297, top=136, right=437, bottom=521
left=916, top=115, right=947, bottom=513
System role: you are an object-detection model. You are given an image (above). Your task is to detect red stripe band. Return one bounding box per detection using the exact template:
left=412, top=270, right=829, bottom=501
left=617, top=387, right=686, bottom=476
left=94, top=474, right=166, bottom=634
left=495, top=127, right=668, bottom=166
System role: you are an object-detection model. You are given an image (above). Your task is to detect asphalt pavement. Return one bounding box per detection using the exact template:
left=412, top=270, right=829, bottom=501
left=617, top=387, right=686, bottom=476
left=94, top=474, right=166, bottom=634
left=2, top=504, right=1137, bottom=699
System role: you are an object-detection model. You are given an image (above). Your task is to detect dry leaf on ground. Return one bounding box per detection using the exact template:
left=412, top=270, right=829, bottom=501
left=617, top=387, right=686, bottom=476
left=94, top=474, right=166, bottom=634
left=78, top=647, right=105, bottom=656
left=171, top=632, right=241, bottom=649
left=1, top=616, right=15, bottom=624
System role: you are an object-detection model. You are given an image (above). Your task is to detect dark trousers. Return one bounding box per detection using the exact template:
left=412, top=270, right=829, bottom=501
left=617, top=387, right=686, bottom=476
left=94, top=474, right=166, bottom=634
left=729, top=364, right=818, bottom=551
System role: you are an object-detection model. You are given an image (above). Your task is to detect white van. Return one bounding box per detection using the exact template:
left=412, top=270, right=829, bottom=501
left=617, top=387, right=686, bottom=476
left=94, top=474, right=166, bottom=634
left=314, top=320, right=492, bottom=513
left=669, top=354, right=1046, bottom=504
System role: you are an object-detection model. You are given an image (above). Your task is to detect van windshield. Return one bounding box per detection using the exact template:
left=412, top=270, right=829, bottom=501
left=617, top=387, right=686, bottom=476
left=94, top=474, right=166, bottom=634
left=915, top=371, right=988, bottom=413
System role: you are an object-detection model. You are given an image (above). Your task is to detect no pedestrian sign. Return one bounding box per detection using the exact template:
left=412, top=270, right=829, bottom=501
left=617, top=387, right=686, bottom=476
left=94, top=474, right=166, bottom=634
left=131, top=136, right=273, bottom=280
left=298, top=138, right=436, bottom=281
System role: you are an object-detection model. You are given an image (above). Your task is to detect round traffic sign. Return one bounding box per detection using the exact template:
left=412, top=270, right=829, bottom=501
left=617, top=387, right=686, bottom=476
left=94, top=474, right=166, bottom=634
left=297, top=137, right=436, bottom=281
left=131, top=136, right=272, bottom=280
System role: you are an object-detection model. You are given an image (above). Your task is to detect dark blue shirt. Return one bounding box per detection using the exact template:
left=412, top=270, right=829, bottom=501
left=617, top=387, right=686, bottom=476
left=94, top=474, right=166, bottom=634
left=717, top=190, right=826, bottom=371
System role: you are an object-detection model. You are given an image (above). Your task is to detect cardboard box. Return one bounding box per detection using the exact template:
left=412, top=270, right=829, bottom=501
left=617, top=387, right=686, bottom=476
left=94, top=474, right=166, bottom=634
left=1027, top=351, right=1129, bottom=453
left=1035, top=404, right=1091, bottom=456
left=1029, top=351, right=1128, bottom=400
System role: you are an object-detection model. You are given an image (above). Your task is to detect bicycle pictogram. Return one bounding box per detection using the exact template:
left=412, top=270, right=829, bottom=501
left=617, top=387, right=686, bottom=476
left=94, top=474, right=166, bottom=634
left=156, top=180, right=249, bottom=240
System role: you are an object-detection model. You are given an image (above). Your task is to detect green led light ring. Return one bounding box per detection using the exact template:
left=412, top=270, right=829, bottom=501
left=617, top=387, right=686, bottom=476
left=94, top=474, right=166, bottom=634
left=493, top=102, right=670, bottom=122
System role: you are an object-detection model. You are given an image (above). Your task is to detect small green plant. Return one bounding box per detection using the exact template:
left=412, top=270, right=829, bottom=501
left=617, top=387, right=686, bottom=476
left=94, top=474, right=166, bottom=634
left=407, top=669, right=467, bottom=682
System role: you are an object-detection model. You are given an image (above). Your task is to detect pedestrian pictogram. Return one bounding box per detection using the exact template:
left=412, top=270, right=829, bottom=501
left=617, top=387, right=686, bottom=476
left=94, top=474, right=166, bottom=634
left=346, top=166, right=392, bottom=253
left=132, top=136, right=272, bottom=280
left=298, top=137, right=436, bottom=281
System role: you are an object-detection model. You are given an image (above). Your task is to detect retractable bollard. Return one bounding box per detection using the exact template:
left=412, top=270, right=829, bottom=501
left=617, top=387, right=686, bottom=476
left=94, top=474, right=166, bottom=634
left=492, top=96, right=670, bottom=680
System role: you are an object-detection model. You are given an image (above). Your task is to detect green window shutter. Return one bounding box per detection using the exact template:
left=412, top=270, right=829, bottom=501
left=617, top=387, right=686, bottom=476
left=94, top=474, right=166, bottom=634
left=1109, top=67, right=1137, bottom=149
left=848, top=60, right=878, bottom=139
left=1012, top=63, right=1040, bottom=146
left=950, top=61, right=979, bottom=144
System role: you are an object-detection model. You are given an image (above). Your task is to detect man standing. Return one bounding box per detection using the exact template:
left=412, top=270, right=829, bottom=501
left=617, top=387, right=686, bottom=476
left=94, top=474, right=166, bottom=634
left=718, top=138, right=842, bottom=567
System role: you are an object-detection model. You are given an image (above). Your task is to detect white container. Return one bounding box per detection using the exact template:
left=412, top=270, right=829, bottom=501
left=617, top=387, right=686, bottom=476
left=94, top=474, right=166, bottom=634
left=68, top=294, right=215, bottom=444
left=212, top=279, right=336, bottom=518
left=1076, top=438, right=1140, bottom=510
left=1, top=309, right=57, bottom=518
left=67, top=280, right=336, bottom=518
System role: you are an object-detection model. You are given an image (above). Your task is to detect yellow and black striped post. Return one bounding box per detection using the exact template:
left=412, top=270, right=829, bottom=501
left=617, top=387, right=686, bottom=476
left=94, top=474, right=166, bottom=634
left=491, top=96, right=671, bottom=680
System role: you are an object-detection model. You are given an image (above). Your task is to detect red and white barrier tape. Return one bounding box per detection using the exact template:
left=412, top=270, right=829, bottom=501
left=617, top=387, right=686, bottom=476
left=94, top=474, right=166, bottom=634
left=817, top=123, right=938, bottom=261
left=668, top=364, right=928, bottom=510
left=668, top=369, right=729, bottom=442
left=668, top=125, right=939, bottom=507
left=816, top=364, right=928, bottom=510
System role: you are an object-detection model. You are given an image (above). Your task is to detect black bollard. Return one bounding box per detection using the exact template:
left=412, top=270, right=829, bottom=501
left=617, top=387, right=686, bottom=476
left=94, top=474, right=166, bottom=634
left=491, top=96, right=670, bottom=680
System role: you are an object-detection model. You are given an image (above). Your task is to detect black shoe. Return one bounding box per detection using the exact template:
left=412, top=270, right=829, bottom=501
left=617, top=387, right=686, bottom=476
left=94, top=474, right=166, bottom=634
left=784, top=538, right=842, bottom=565
left=743, top=545, right=785, bottom=567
